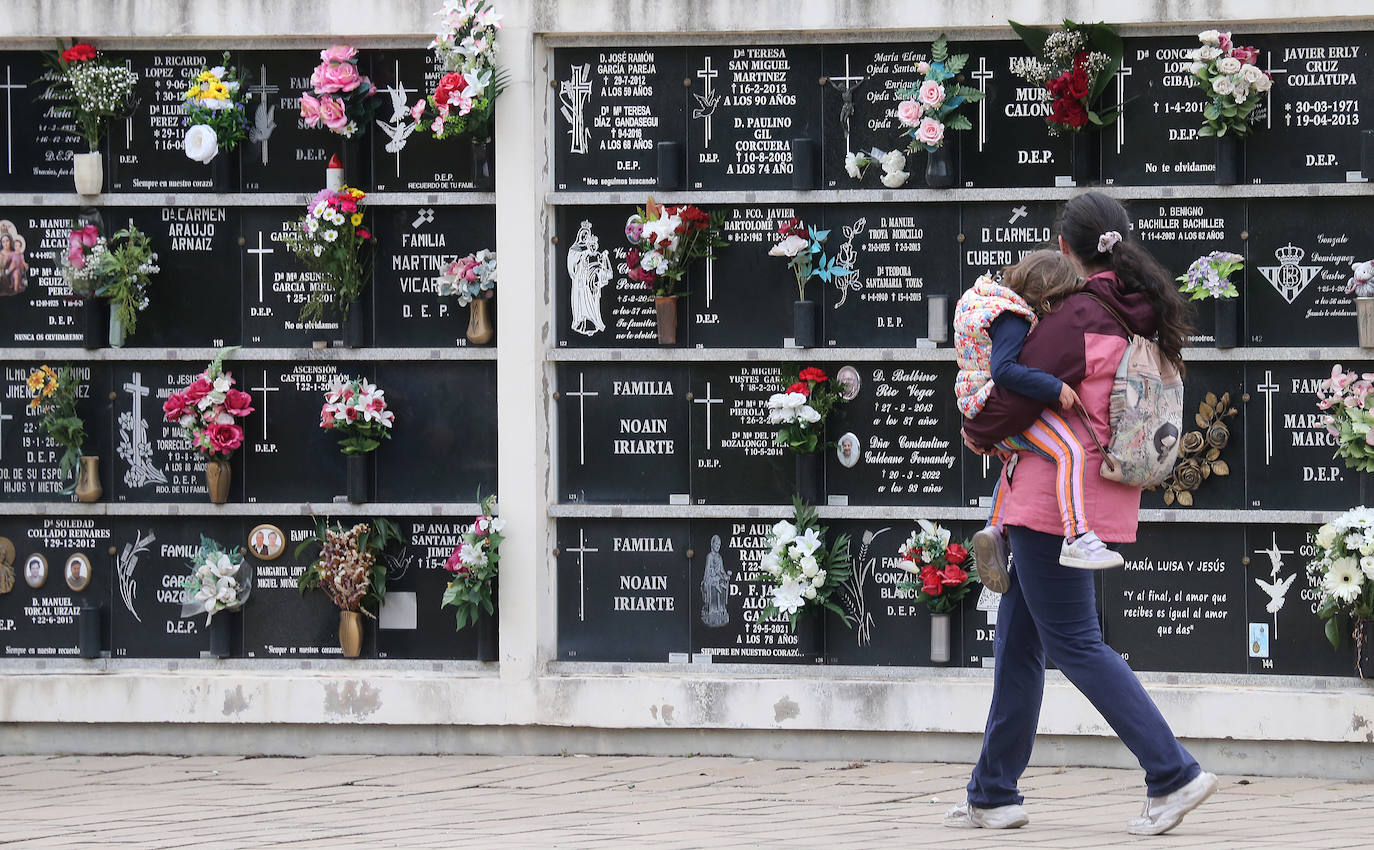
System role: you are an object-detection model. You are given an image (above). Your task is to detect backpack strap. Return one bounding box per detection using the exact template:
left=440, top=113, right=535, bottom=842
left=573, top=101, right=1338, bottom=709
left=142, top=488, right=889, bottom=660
left=1073, top=399, right=1119, bottom=476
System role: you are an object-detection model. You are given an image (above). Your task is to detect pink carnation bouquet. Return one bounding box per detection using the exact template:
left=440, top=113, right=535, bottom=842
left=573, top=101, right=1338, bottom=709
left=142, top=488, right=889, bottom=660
left=163, top=348, right=254, bottom=461
left=320, top=375, right=395, bottom=455
left=299, top=44, right=378, bottom=138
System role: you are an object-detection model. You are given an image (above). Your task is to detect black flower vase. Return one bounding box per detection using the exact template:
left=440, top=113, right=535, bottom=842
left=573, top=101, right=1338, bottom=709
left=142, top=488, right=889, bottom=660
left=81, top=297, right=105, bottom=350
left=340, top=134, right=369, bottom=188
left=210, top=148, right=239, bottom=192
left=1359, top=470, right=1374, bottom=507
left=1214, top=297, right=1239, bottom=349
left=656, top=141, right=684, bottom=191
left=925, top=145, right=955, bottom=189
left=792, top=300, right=819, bottom=348
left=1358, top=619, right=1374, bottom=679
left=795, top=451, right=824, bottom=504
left=78, top=604, right=102, bottom=659
left=346, top=453, right=369, bottom=504
left=791, top=138, right=818, bottom=190
left=475, top=578, right=499, bottom=662
left=1070, top=131, right=1100, bottom=186
left=470, top=139, right=494, bottom=191
left=1214, top=133, right=1241, bottom=186
left=340, top=297, right=367, bottom=348
left=207, top=613, right=232, bottom=659
left=1362, top=130, right=1374, bottom=180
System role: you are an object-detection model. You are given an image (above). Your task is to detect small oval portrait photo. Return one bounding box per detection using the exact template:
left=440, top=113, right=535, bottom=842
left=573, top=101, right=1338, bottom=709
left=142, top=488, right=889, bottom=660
left=249, top=524, right=286, bottom=561
left=836, top=365, right=861, bottom=401
left=64, top=553, right=91, bottom=592
left=23, top=553, right=47, bottom=589
left=836, top=431, right=862, bottom=469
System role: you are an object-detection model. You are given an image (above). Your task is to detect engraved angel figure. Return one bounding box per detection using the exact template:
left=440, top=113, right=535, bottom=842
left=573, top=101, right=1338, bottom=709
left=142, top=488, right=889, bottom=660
left=568, top=220, right=612, bottom=337
left=1254, top=539, right=1296, bottom=639
left=377, top=83, right=417, bottom=154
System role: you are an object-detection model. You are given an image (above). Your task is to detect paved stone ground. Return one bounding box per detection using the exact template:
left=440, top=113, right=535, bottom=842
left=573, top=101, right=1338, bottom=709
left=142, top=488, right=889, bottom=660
left=0, top=754, right=1368, bottom=848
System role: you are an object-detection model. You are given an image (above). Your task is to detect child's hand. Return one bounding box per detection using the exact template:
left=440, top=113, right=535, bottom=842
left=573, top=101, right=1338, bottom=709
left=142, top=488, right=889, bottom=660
left=1058, top=383, right=1080, bottom=410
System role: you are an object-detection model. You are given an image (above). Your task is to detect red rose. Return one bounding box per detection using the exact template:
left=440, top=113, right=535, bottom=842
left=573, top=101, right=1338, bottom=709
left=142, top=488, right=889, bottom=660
left=1217, top=32, right=1233, bottom=53
left=433, top=72, right=468, bottom=107
left=786, top=381, right=810, bottom=396
left=1062, top=99, right=1089, bottom=128
left=945, top=543, right=968, bottom=566
left=1046, top=71, right=1071, bottom=98
left=162, top=392, right=188, bottom=422
left=941, top=564, right=969, bottom=586
left=183, top=376, right=213, bottom=404
left=920, top=566, right=944, bottom=596
left=1231, top=46, right=1260, bottom=66
left=62, top=43, right=97, bottom=62
left=799, top=367, right=828, bottom=383
left=779, top=217, right=802, bottom=237
left=1067, top=68, right=1090, bottom=100
left=224, top=389, right=254, bottom=418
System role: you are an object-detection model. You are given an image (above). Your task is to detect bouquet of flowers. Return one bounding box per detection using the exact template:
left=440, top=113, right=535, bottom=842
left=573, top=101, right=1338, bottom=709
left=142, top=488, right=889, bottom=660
left=897, top=520, right=979, bottom=615
left=89, top=226, right=159, bottom=339
left=767, top=366, right=844, bottom=453
left=61, top=223, right=103, bottom=297
left=896, top=35, right=983, bottom=153
left=25, top=364, right=87, bottom=493
left=296, top=518, right=405, bottom=618
left=757, top=498, right=852, bottom=628
left=844, top=148, right=909, bottom=187
left=45, top=41, right=138, bottom=151
left=181, top=53, right=251, bottom=163
left=1010, top=19, right=1123, bottom=133
left=411, top=0, right=505, bottom=141
left=283, top=185, right=373, bottom=322
left=624, top=198, right=728, bottom=298
left=1307, top=507, right=1374, bottom=649
left=1177, top=251, right=1244, bottom=300
left=179, top=536, right=251, bottom=623
left=441, top=494, right=506, bottom=630
left=1316, top=364, right=1374, bottom=473
left=436, top=248, right=497, bottom=306
left=1155, top=391, right=1235, bottom=507
left=319, top=375, right=395, bottom=455
left=768, top=217, right=841, bottom=302
left=163, top=348, right=254, bottom=461
left=1189, top=30, right=1271, bottom=138
left=300, top=45, right=377, bottom=138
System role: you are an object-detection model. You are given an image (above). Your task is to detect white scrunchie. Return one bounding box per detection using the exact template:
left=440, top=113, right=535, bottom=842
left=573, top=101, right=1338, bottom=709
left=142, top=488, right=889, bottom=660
left=1097, top=231, right=1122, bottom=254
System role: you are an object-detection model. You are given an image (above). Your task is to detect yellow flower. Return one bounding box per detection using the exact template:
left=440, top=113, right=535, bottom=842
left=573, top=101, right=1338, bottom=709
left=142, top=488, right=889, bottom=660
left=186, top=85, right=202, bottom=98
left=198, top=71, right=215, bottom=83
left=25, top=369, right=44, bottom=393
left=27, top=397, right=40, bottom=411
left=350, top=213, right=363, bottom=226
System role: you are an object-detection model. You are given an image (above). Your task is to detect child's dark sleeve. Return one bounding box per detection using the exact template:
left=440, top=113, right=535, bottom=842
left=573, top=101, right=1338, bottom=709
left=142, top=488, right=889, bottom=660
left=988, top=314, right=1064, bottom=404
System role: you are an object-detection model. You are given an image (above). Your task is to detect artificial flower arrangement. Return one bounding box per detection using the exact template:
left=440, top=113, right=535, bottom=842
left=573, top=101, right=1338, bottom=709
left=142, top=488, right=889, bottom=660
left=441, top=494, right=506, bottom=631
left=411, top=0, right=506, bottom=142
left=1188, top=29, right=1272, bottom=138
left=300, top=45, right=378, bottom=138
left=624, top=198, right=728, bottom=299
left=162, top=347, right=254, bottom=462
left=1010, top=19, right=1124, bottom=133
left=1177, top=251, right=1244, bottom=301
left=769, top=217, right=841, bottom=303
left=757, top=498, right=852, bottom=629
left=844, top=148, right=909, bottom=188
left=1153, top=391, right=1235, bottom=507
left=181, top=53, right=251, bottom=164
left=84, top=226, right=160, bottom=343
left=283, top=185, right=373, bottom=323
left=45, top=41, right=138, bottom=152
left=896, top=35, right=983, bottom=154
left=1307, top=507, right=1374, bottom=651
left=1315, top=364, right=1374, bottom=473
left=60, top=223, right=102, bottom=297
left=319, top=375, right=395, bottom=455
left=767, top=366, right=844, bottom=454
left=179, top=536, right=251, bottom=622
left=296, top=518, right=406, bottom=625
left=24, top=365, right=87, bottom=494
left=436, top=249, right=497, bottom=307
left=896, top=520, right=979, bottom=614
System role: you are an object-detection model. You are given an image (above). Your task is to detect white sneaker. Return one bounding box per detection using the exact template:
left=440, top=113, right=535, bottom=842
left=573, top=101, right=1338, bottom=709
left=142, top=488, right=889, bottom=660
left=1127, top=771, right=1218, bottom=836
left=1059, top=530, right=1124, bottom=569
left=972, top=526, right=1010, bottom=594
left=944, top=801, right=1029, bottom=830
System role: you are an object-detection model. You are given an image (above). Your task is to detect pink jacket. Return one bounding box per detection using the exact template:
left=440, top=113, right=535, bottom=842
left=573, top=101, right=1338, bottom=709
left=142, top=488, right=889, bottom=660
left=953, top=275, right=1037, bottom=419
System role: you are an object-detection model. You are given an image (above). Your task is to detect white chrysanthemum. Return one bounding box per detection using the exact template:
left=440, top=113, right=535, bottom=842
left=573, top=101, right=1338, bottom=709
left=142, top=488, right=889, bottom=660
left=1324, top=556, right=1365, bottom=604
left=771, top=577, right=808, bottom=615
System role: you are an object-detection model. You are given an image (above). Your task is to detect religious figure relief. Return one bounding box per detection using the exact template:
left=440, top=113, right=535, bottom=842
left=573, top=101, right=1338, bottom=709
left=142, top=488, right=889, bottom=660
left=700, top=534, right=730, bottom=628
left=1253, top=532, right=1296, bottom=641
left=0, top=219, right=30, bottom=296
left=836, top=527, right=888, bottom=647
left=117, top=372, right=167, bottom=489
left=830, top=217, right=865, bottom=307
left=826, top=54, right=865, bottom=152
left=692, top=57, right=722, bottom=149
left=1258, top=243, right=1322, bottom=304
left=248, top=64, right=279, bottom=165
left=559, top=63, right=592, bottom=155
left=117, top=529, right=154, bottom=623
left=568, top=220, right=612, bottom=337
left=377, top=83, right=418, bottom=155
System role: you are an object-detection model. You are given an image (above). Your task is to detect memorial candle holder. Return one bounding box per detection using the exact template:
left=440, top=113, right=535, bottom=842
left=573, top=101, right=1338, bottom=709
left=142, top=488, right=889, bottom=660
left=1069, top=131, right=1101, bottom=187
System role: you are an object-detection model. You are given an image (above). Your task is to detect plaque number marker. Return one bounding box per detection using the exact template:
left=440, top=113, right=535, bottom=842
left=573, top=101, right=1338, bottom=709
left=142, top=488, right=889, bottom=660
left=694, top=382, right=723, bottom=450
left=1257, top=370, right=1279, bottom=466
left=0, top=66, right=27, bottom=175
left=567, top=529, right=599, bottom=622
left=566, top=372, right=599, bottom=466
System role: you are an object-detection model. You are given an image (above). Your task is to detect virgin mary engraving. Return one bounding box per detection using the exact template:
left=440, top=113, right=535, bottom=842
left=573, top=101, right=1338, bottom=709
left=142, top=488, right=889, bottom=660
left=700, top=534, right=730, bottom=628
left=568, top=220, right=612, bottom=337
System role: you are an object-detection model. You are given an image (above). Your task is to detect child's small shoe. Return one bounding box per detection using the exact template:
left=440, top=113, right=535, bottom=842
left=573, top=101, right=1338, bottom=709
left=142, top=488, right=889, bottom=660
left=972, top=526, right=1010, bottom=593
left=1059, top=530, right=1124, bottom=569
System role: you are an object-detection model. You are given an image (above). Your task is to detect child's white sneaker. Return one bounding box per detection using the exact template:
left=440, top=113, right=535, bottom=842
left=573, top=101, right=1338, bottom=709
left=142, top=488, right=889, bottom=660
left=1059, top=530, right=1124, bottom=569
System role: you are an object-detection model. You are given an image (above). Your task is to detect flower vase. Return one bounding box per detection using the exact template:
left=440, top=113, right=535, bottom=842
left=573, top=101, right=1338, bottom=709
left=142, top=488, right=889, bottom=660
left=1359, top=471, right=1373, bottom=507
left=1362, top=130, right=1374, bottom=181
left=924, top=145, right=955, bottom=189
left=467, top=296, right=494, bottom=345
left=790, top=138, right=818, bottom=190
left=654, top=296, right=678, bottom=345
left=471, top=139, right=494, bottom=191
left=339, top=610, right=363, bottom=658
left=341, top=297, right=366, bottom=348
left=1069, top=131, right=1100, bottom=187
left=205, top=458, right=231, bottom=504
left=207, top=613, right=232, bottom=659
left=1214, top=297, right=1239, bottom=349
left=926, top=294, right=950, bottom=344
left=340, top=135, right=369, bottom=188
left=81, top=298, right=104, bottom=350
left=346, top=453, right=368, bottom=504
left=72, top=152, right=103, bottom=196
left=1358, top=298, right=1374, bottom=348
left=210, top=148, right=239, bottom=192
left=1214, top=133, right=1241, bottom=185
left=656, top=141, right=684, bottom=191
left=74, top=456, right=102, bottom=503
left=930, top=612, right=952, bottom=664
left=475, top=578, right=499, bottom=662
left=107, top=310, right=125, bottom=348
left=792, top=300, right=819, bottom=348
left=795, top=451, right=824, bottom=505
left=78, top=604, right=102, bottom=659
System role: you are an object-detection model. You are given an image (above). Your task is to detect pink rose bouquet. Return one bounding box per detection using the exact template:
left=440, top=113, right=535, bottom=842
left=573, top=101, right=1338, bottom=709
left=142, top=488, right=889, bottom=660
left=299, top=44, right=377, bottom=138
left=411, top=1, right=506, bottom=141
left=163, top=348, right=254, bottom=461
left=320, top=375, right=395, bottom=455
left=895, top=35, right=982, bottom=152
left=441, top=493, right=506, bottom=631
left=60, top=222, right=104, bottom=297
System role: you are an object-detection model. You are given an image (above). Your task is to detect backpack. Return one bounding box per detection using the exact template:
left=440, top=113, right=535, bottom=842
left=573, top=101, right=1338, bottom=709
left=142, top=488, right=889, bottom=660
left=1077, top=294, right=1184, bottom=488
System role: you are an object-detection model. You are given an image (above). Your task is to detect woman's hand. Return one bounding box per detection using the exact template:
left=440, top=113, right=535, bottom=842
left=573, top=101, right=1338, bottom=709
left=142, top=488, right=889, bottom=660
left=962, top=428, right=995, bottom=456
left=1058, top=382, right=1080, bottom=411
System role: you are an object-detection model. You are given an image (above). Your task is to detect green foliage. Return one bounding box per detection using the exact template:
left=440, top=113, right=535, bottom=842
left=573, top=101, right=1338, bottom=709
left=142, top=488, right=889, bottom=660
left=440, top=494, right=504, bottom=632
left=92, top=226, right=158, bottom=338
left=25, top=364, right=86, bottom=494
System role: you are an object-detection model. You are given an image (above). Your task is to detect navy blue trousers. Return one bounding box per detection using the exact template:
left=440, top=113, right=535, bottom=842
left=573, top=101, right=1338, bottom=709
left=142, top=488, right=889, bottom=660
left=967, top=525, right=1200, bottom=807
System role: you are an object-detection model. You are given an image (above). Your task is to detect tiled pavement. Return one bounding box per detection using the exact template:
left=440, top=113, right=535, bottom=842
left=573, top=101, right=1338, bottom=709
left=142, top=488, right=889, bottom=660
left=0, top=754, right=1368, bottom=848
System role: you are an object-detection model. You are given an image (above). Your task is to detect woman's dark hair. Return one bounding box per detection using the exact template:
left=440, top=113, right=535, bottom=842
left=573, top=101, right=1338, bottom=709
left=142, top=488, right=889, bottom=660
left=1056, top=192, right=1192, bottom=372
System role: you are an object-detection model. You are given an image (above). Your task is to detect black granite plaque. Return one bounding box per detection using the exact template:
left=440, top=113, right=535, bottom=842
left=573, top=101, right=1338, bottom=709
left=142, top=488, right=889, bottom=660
left=238, top=50, right=356, bottom=194
left=553, top=47, right=686, bottom=192
left=958, top=40, right=1072, bottom=188
left=1243, top=362, right=1369, bottom=510
left=1130, top=198, right=1246, bottom=346
left=0, top=516, right=114, bottom=657
left=687, top=363, right=789, bottom=505
left=818, top=45, right=925, bottom=189
left=1244, top=523, right=1355, bottom=676
left=108, top=51, right=226, bottom=192
left=240, top=208, right=347, bottom=347
left=111, top=364, right=236, bottom=503
left=826, top=363, right=961, bottom=507
left=375, top=362, right=497, bottom=503
left=689, top=518, right=824, bottom=664
left=824, top=204, right=960, bottom=347
left=238, top=361, right=351, bottom=503
left=557, top=519, right=691, bottom=662
left=0, top=52, right=89, bottom=193
left=373, top=205, right=494, bottom=348
left=0, top=210, right=87, bottom=347
left=1142, top=363, right=1246, bottom=511
left=125, top=206, right=241, bottom=347
left=376, top=518, right=474, bottom=659
left=958, top=201, right=1057, bottom=287
left=369, top=50, right=480, bottom=192
left=556, top=364, right=690, bottom=504
left=1245, top=197, right=1370, bottom=348
left=686, top=203, right=805, bottom=348
left=1244, top=32, right=1374, bottom=184
left=684, top=46, right=821, bottom=190
left=0, top=362, right=112, bottom=501
left=1104, top=523, right=1247, bottom=673
left=556, top=207, right=657, bottom=348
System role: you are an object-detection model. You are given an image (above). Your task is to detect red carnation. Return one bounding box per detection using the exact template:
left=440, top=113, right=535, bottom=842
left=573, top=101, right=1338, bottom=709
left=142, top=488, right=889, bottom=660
left=356, top=228, right=371, bottom=240
left=798, top=367, right=828, bottom=383
left=786, top=381, right=810, bottom=396
left=945, top=543, right=968, bottom=566
left=62, top=43, right=97, bottom=62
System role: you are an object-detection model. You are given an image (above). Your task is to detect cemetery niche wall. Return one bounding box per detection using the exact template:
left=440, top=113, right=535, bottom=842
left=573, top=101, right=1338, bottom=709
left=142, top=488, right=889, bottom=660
left=0, top=46, right=497, bottom=661
left=548, top=28, right=1372, bottom=676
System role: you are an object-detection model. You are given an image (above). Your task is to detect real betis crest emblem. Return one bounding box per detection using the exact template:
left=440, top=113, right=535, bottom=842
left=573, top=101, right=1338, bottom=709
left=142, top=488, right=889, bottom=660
left=1258, top=243, right=1322, bottom=304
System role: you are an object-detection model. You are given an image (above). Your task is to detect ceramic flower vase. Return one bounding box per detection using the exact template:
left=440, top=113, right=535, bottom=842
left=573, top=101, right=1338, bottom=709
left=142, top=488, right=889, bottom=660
left=74, top=456, right=102, bottom=503
left=207, top=613, right=232, bottom=659
left=924, top=145, right=955, bottom=189
left=471, top=139, right=494, bottom=191
left=1214, top=133, right=1241, bottom=186
left=78, top=604, right=102, bottom=659
left=1214, top=297, right=1239, bottom=350
left=467, top=296, right=494, bottom=346
left=108, top=311, right=125, bottom=349
left=1070, top=131, right=1100, bottom=187
left=346, top=453, right=368, bottom=504
left=654, top=296, right=678, bottom=345
left=205, top=459, right=231, bottom=504
left=475, top=578, right=499, bottom=662
left=793, top=300, right=819, bottom=348
left=72, top=152, right=103, bottom=196
left=1358, top=298, right=1374, bottom=348
left=339, top=610, right=363, bottom=658
left=929, top=613, right=952, bottom=664
left=81, top=298, right=105, bottom=350
left=795, top=451, right=824, bottom=505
